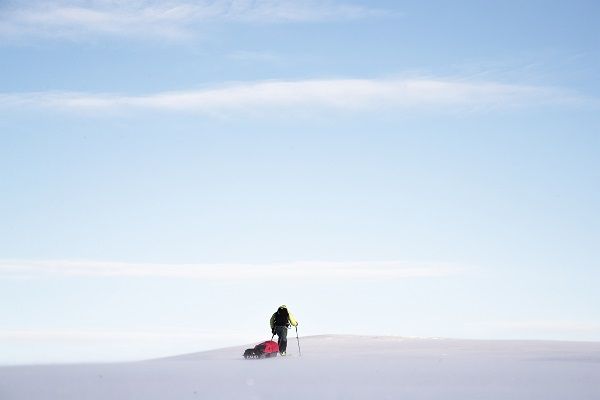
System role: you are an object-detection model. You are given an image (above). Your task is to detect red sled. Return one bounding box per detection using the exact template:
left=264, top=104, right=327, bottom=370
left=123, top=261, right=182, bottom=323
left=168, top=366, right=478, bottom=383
left=243, top=340, right=279, bottom=359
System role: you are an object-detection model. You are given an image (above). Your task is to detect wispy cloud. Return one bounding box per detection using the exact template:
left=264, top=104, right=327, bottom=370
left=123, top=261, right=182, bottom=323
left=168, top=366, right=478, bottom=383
left=0, top=328, right=249, bottom=342
left=0, top=259, right=465, bottom=280
left=0, top=0, right=395, bottom=41
left=0, top=77, right=588, bottom=115
left=468, top=320, right=600, bottom=335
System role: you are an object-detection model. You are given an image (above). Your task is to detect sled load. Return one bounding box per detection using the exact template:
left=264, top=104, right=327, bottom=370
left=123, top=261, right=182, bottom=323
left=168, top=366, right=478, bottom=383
left=243, top=340, right=279, bottom=359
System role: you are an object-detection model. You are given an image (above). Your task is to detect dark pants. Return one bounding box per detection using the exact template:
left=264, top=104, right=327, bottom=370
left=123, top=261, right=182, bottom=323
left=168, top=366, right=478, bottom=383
left=274, top=326, right=288, bottom=353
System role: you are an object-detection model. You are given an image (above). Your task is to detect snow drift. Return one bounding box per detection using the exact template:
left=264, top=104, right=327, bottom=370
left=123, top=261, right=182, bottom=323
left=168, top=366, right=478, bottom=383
left=1, top=335, right=599, bottom=399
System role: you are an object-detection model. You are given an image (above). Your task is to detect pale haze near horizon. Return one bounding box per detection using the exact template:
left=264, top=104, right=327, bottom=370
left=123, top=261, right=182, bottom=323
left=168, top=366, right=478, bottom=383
left=1, top=0, right=599, bottom=365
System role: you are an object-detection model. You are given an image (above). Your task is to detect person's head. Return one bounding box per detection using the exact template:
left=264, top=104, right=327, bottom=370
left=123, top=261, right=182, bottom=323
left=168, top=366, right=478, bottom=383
left=278, top=305, right=287, bottom=312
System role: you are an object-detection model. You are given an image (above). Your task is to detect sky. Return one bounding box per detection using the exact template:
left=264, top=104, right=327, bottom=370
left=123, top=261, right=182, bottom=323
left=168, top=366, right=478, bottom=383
left=1, top=0, right=599, bottom=365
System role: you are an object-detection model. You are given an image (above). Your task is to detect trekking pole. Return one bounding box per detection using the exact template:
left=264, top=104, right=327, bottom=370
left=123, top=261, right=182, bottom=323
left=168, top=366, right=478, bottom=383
left=295, top=326, right=301, bottom=357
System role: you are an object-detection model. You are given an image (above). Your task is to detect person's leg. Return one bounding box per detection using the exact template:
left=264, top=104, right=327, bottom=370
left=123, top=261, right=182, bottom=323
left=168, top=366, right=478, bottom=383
left=276, top=326, right=288, bottom=353
left=275, top=326, right=281, bottom=349
left=275, top=326, right=283, bottom=349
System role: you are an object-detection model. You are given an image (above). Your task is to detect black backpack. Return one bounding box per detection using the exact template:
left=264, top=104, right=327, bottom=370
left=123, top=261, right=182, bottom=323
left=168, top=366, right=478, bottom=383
left=274, top=307, right=289, bottom=326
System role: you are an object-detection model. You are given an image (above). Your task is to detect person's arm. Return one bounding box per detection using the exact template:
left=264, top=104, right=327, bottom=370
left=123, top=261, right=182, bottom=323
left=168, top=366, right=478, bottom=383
left=270, top=313, right=276, bottom=331
left=288, top=311, right=298, bottom=327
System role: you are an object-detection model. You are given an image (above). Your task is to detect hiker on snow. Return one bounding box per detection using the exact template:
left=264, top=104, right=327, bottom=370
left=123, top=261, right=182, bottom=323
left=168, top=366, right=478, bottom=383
left=270, top=305, right=298, bottom=355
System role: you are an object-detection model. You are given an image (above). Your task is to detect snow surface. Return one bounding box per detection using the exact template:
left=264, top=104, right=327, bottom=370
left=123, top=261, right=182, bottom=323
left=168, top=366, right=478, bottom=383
left=1, top=335, right=599, bottom=399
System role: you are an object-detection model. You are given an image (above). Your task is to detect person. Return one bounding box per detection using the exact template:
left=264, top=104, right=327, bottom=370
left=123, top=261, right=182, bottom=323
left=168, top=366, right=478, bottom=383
left=270, top=305, right=298, bottom=356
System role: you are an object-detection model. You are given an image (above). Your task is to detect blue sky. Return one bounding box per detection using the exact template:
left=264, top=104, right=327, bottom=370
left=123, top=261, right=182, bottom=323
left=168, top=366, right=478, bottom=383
left=1, top=0, right=599, bottom=364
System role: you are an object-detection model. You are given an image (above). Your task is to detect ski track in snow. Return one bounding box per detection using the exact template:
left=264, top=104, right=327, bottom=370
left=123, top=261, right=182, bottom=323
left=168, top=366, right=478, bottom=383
left=1, top=335, right=599, bottom=399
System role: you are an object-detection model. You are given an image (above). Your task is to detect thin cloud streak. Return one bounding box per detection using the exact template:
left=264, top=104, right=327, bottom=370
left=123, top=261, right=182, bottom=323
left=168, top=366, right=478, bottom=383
left=0, top=328, right=249, bottom=342
left=468, top=320, right=600, bottom=335
left=0, top=78, right=587, bottom=115
left=0, top=259, right=465, bottom=280
left=0, top=0, right=395, bottom=40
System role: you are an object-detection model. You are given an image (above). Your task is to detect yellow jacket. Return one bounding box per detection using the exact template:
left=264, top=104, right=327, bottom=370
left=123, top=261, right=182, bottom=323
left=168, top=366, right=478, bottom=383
left=270, top=305, right=298, bottom=329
